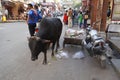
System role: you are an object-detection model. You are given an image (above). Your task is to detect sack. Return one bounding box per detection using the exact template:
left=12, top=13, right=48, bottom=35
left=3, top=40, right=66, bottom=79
left=2, top=15, right=6, bottom=22
left=84, top=14, right=88, bottom=19
left=72, top=51, right=85, bottom=59
left=55, top=51, right=69, bottom=59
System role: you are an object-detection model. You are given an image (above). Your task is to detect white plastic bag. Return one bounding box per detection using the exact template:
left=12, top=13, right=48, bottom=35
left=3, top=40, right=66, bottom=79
left=56, top=51, right=69, bottom=59
left=72, top=51, right=85, bottom=59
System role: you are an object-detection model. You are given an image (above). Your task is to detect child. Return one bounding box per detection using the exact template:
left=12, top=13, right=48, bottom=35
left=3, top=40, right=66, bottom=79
left=78, top=12, right=83, bottom=28
left=63, top=10, right=68, bottom=25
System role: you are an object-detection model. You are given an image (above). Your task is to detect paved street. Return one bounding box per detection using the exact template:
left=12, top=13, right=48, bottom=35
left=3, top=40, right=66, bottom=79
left=0, top=22, right=119, bottom=80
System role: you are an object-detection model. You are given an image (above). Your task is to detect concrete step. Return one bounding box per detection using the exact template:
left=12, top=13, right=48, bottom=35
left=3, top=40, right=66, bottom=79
left=111, top=59, right=120, bottom=77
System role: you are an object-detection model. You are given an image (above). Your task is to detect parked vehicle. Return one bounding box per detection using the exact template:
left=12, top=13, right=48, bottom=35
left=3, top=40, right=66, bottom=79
left=82, top=26, right=108, bottom=68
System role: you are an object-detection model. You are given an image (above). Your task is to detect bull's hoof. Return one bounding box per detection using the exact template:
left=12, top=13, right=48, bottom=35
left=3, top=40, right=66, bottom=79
left=31, top=58, right=36, bottom=61
left=31, top=56, right=38, bottom=61
left=42, top=61, right=47, bottom=65
left=43, top=62, right=51, bottom=65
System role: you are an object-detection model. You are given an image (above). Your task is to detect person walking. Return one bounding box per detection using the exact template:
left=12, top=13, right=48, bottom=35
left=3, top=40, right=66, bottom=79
left=63, top=10, right=68, bottom=25
left=72, top=9, right=78, bottom=26
left=107, top=6, right=111, bottom=19
left=4, top=8, right=8, bottom=20
left=0, top=11, right=2, bottom=21
left=26, top=3, right=38, bottom=36
left=34, top=5, right=42, bottom=33
left=67, top=8, right=73, bottom=28
left=34, top=5, right=42, bottom=22
left=78, top=11, right=83, bottom=28
left=83, top=10, right=89, bottom=28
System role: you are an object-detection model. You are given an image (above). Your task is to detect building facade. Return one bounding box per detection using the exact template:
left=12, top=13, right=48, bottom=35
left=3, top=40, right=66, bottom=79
left=86, top=0, right=112, bottom=31
left=0, top=0, right=2, bottom=11
left=1, top=0, right=25, bottom=20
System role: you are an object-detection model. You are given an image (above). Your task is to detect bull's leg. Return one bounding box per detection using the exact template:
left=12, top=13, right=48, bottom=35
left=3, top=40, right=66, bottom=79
left=43, top=52, right=47, bottom=64
left=55, top=40, right=59, bottom=53
left=51, top=42, right=57, bottom=60
left=51, top=42, right=55, bottom=57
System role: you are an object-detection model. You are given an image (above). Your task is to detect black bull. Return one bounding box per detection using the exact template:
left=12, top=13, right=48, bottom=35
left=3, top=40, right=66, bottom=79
left=28, top=18, right=63, bottom=64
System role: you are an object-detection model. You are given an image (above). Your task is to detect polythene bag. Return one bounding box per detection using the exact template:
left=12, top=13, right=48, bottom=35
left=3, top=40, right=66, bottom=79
left=56, top=51, right=69, bottom=59
left=72, top=51, right=85, bottom=59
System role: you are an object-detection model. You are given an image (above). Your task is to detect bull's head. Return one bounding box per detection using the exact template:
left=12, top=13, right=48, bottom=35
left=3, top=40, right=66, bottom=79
left=28, top=36, right=50, bottom=61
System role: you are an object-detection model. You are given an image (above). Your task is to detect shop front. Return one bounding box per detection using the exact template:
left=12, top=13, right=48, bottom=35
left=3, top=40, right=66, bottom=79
left=1, top=0, right=25, bottom=20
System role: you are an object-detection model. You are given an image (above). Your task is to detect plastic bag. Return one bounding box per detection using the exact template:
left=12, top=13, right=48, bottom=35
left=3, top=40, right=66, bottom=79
left=72, top=51, right=85, bottom=59
left=56, top=51, right=69, bottom=59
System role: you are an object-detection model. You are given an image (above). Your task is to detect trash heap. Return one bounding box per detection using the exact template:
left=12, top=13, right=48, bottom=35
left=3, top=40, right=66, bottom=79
left=65, top=29, right=86, bottom=39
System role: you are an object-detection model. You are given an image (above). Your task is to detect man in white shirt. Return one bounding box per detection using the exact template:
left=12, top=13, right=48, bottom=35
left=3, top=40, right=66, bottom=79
left=0, top=11, right=2, bottom=21
left=4, top=9, right=8, bottom=19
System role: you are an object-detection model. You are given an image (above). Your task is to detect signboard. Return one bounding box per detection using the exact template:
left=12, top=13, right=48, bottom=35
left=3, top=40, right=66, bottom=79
left=112, top=0, right=120, bottom=21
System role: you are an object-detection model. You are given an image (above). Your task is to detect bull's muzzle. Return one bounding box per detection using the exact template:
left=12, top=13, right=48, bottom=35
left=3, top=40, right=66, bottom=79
left=31, top=57, right=36, bottom=61
left=31, top=56, right=38, bottom=61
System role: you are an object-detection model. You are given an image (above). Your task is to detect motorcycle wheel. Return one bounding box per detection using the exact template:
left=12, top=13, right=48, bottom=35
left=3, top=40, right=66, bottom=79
left=100, top=59, right=107, bottom=69
left=81, top=40, right=85, bottom=50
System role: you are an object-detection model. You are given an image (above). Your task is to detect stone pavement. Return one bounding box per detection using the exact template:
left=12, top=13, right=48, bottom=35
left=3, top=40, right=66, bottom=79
left=72, top=24, right=120, bottom=77
left=105, top=22, right=120, bottom=77
left=1, top=19, right=120, bottom=78
left=109, top=39, right=120, bottom=77
left=98, top=31, right=120, bottom=77
left=111, top=59, right=120, bottom=77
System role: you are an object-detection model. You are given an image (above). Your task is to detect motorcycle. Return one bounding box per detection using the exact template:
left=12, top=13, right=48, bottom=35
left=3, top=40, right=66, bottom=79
left=82, top=26, right=108, bottom=68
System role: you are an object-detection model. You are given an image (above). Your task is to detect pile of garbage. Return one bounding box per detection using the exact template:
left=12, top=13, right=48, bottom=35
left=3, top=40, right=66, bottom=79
left=65, top=29, right=86, bottom=39
left=55, top=50, right=85, bottom=59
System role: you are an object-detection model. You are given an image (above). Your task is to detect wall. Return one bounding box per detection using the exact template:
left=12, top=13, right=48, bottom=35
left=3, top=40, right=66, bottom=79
left=100, top=0, right=110, bottom=31
left=90, top=0, right=111, bottom=31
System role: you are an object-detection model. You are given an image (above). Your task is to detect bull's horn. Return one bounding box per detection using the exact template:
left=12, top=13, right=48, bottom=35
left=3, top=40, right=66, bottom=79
left=31, top=36, right=50, bottom=42
left=29, top=36, right=41, bottom=40
left=42, top=39, right=51, bottom=43
left=30, top=36, right=36, bottom=39
left=35, top=37, right=50, bottom=43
